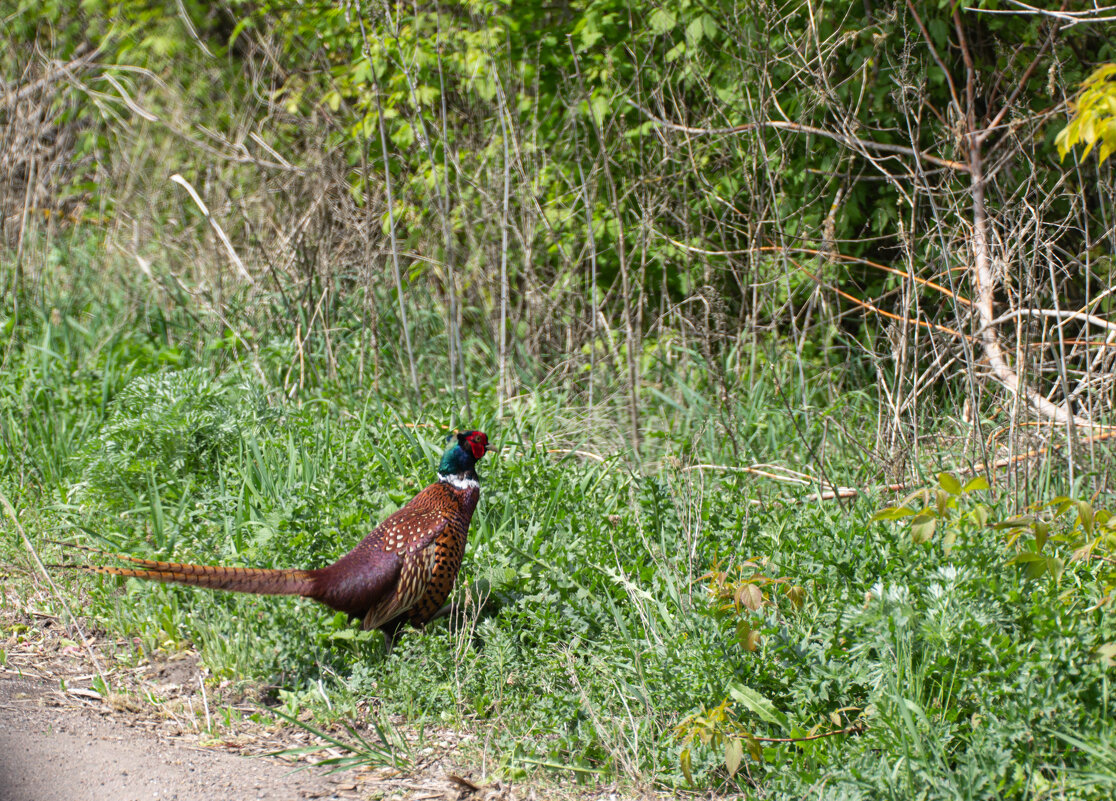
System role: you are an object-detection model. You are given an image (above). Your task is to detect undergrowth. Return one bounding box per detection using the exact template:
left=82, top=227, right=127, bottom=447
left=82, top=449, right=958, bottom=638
left=1, top=239, right=1114, bottom=799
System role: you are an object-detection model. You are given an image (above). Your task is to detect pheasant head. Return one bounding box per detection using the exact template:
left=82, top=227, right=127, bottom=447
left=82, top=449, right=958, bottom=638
left=438, top=430, right=491, bottom=482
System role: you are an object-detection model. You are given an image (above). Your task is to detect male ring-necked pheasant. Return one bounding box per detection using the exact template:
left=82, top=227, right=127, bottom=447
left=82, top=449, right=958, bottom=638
left=60, top=430, right=491, bottom=650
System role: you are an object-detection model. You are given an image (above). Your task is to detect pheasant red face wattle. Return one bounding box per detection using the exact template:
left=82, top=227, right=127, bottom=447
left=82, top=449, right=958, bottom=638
left=466, top=432, right=489, bottom=459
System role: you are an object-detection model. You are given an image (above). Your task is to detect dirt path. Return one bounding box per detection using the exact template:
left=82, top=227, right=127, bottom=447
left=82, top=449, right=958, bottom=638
left=0, top=590, right=516, bottom=801
left=0, top=580, right=654, bottom=801
left=0, top=673, right=351, bottom=800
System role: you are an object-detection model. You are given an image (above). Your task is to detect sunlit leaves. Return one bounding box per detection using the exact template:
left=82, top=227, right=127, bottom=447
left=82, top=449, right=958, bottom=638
left=1057, top=64, right=1116, bottom=165
left=672, top=694, right=763, bottom=783
left=701, top=560, right=808, bottom=621
left=724, top=735, right=743, bottom=777
left=962, top=475, right=991, bottom=494
left=872, top=471, right=991, bottom=555
left=910, top=513, right=937, bottom=545
left=875, top=473, right=1116, bottom=613
left=728, top=682, right=788, bottom=729
left=674, top=681, right=857, bottom=785
left=1008, top=550, right=1064, bottom=581
left=648, top=8, right=676, bottom=35
left=684, top=15, right=718, bottom=47
left=1098, top=642, right=1116, bottom=667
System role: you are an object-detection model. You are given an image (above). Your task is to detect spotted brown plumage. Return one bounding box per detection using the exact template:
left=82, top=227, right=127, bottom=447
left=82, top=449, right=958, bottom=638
left=56, top=430, right=491, bottom=650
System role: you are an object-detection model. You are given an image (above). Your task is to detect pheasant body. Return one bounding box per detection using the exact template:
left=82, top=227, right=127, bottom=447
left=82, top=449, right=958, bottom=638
left=62, top=430, right=491, bottom=647
left=308, top=476, right=479, bottom=631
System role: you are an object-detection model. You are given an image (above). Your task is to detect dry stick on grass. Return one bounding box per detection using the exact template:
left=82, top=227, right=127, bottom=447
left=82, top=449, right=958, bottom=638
left=751, top=719, right=867, bottom=744
left=689, top=428, right=1116, bottom=502
left=684, top=462, right=860, bottom=501
left=0, top=492, right=108, bottom=686
left=683, top=463, right=813, bottom=484
left=546, top=448, right=608, bottom=463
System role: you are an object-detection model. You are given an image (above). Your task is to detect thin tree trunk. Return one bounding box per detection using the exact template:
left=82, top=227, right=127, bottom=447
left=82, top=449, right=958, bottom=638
left=357, top=13, right=419, bottom=397
left=496, top=82, right=512, bottom=416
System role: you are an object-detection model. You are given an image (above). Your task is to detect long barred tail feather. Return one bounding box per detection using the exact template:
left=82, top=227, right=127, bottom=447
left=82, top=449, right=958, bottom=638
left=53, top=561, right=318, bottom=597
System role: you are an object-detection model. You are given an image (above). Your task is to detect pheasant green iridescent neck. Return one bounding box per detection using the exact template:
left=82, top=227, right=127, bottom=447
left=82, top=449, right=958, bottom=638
left=438, top=443, right=478, bottom=479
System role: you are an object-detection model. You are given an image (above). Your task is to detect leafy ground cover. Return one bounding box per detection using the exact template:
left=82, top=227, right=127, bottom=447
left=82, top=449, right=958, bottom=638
left=2, top=243, right=1114, bottom=799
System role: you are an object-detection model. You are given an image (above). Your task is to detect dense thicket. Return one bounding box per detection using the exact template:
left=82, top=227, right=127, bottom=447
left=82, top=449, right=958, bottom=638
left=4, top=1, right=1114, bottom=475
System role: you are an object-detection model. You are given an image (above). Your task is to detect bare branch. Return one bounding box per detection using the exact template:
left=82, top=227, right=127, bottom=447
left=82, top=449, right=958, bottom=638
left=968, top=1, right=1116, bottom=28
left=629, top=101, right=969, bottom=172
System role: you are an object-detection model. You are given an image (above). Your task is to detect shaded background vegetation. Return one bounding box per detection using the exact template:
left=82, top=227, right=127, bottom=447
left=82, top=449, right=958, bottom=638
left=2, top=0, right=1115, bottom=796
left=6, top=0, right=1114, bottom=473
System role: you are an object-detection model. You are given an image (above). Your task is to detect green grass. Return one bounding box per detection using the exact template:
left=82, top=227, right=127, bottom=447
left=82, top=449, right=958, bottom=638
left=2, top=239, right=1114, bottom=798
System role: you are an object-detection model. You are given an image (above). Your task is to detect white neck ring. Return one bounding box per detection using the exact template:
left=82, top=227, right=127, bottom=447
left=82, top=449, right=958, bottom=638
left=439, top=474, right=479, bottom=491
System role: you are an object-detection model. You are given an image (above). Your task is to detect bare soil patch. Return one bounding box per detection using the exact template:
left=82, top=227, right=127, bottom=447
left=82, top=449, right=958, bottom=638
left=0, top=672, right=351, bottom=800
left=0, top=586, right=501, bottom=801
left=0, top=584, right=641, bottom=801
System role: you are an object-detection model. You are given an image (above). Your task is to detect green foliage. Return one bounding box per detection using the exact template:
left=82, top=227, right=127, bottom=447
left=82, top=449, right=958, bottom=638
left=16, top=0, right=1108, bottom=322
left=873, top=472, right=993, bottom=555
left=700, top=560, right=807, bottom=651
left=673, top=695, right=753, bottom=785
left=876, top=472, right=1116, bottom=595
left=78, top=368, right=271, bottom=511
left=266, top=704, right=413, bottom=773
left=6, top=0, right=1112, bottom=413
left=994, top=495, right=1116, bottom=595
left=3, top=276, right=1114, bottom=794
left=4, top=0, right=1116, bottom=792
left=1058, top=64, right=1116, bottom=165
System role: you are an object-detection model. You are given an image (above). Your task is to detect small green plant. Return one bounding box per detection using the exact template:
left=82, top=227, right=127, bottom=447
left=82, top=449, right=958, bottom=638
left=875, top=474, right=1116, bottom=669
left=78, top=368, right=270, bottom=510
left=994, top=495, right=1116, bottom=590
left=871, top=472, right=991, bottom=555
left=876, top=472, right=1116, bottom=589
left=673, top=680, right=862, bottom=787
left=674, top=696, right=752, bottom=785
left=266, top=706, right=413, bottom=773
left=701, top=561, right=806, bottom=650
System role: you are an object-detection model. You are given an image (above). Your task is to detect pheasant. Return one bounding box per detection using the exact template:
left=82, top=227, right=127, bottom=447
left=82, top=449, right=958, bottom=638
left=58, top=430, right=491, bottom=651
